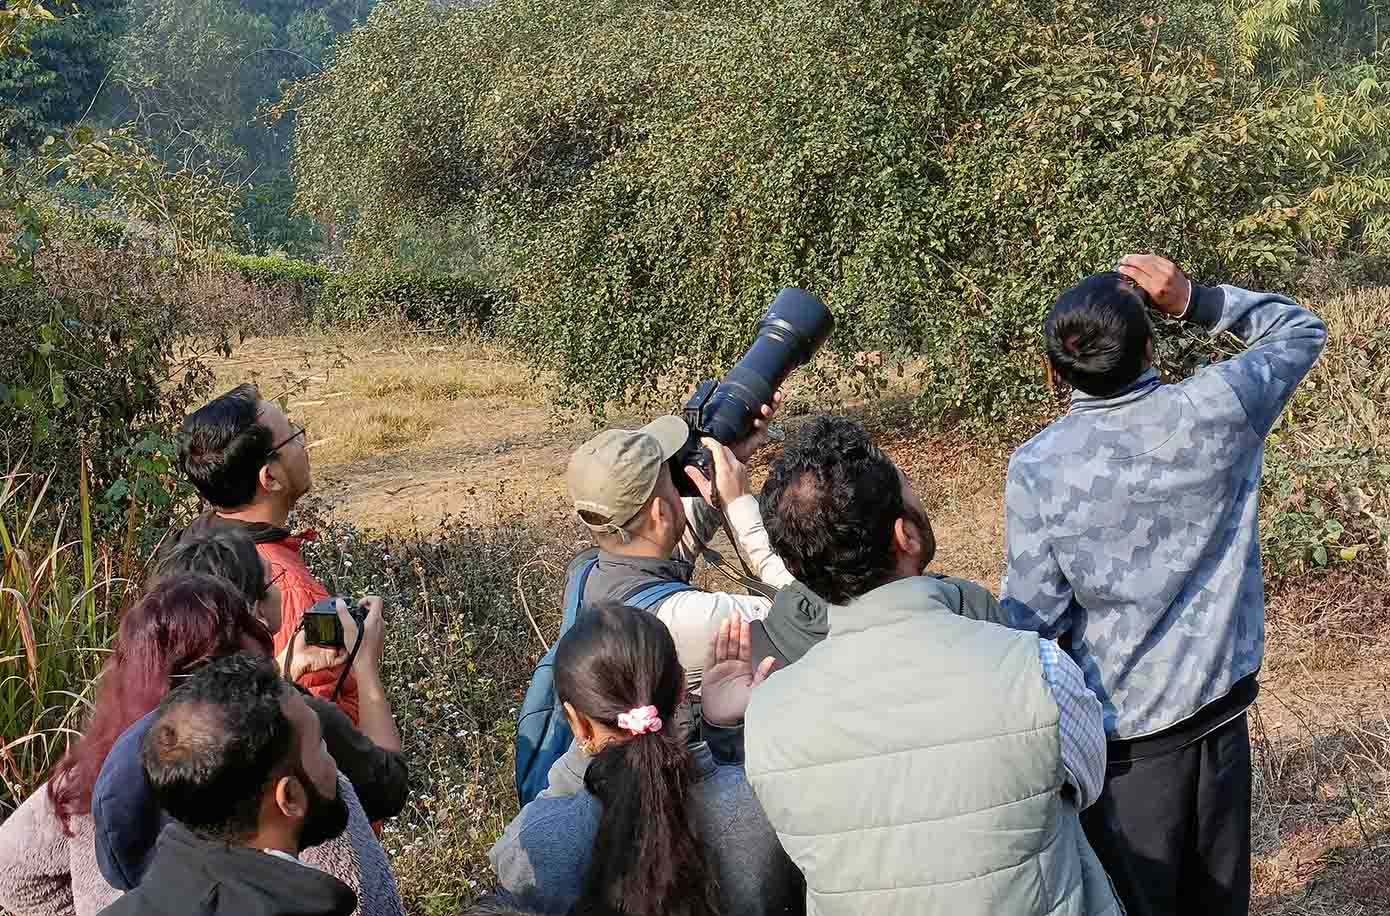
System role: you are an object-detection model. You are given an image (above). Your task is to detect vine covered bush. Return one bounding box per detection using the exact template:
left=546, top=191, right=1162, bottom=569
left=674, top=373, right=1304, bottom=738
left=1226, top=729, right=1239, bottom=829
left=293, top=0, right=1390, bottom=425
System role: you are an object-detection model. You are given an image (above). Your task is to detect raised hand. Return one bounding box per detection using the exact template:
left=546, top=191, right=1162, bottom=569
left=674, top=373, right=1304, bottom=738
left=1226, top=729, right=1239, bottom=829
left=700, top=616, right=777, bottom=727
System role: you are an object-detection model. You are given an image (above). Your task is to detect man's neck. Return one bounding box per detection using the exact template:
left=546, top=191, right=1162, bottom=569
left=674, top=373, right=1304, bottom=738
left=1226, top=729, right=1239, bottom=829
left=604, top=539, right=673, bottom=561
left=246, top=826, right=300, bottom=859
left=602, top=524, right=682, bottom=560
left=217, top=500, right=290, bottom=529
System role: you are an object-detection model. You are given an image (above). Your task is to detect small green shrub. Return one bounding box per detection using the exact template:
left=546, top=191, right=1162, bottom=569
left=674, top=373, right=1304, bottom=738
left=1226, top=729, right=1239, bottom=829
left=214, top=251, right=330, bottom=289
left=319, top=269, right=495, bottom=330
left=210, top=254, right=495, bottom=331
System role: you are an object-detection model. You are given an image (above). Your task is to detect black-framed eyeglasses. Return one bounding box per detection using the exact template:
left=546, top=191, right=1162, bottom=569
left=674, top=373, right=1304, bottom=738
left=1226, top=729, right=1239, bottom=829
left=267, top=423, right=306, bottom=459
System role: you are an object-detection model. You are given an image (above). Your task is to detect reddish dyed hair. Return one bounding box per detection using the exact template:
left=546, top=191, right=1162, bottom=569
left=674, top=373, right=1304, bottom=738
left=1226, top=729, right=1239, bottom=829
left=47, top=572, right=274, bottom=831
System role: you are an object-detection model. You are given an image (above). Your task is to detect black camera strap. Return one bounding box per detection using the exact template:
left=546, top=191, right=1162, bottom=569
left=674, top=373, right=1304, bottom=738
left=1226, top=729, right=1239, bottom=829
left=329, top=606, right=369, bottom=702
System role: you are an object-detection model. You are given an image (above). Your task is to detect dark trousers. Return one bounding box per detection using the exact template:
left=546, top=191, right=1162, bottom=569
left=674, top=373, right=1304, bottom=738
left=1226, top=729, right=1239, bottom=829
left=1081, top=712, right=1252, bottom=916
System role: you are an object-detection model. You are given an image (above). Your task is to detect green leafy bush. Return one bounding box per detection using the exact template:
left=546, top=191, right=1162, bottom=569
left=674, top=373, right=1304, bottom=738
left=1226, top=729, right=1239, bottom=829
left=0, top=244, right=224, bottom=520
left=215, top=250, right=330, bottom=288
left=293, top=0, right=1390, bottom=427
left=319, top=269, right=495, bottom=329
left=1260, top=285, right=1390, bottom=582
left=214, top=252, right=495, bottom=330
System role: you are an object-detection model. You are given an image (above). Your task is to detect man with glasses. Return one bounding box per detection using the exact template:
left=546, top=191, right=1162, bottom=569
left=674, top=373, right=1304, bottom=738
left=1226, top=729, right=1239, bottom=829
left=175, top=384, right=366, bottom=725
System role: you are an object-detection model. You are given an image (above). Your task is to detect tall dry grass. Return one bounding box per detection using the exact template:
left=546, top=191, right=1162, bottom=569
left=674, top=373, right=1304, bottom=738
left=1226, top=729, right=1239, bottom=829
left=0, top=461, right=132, bottom=816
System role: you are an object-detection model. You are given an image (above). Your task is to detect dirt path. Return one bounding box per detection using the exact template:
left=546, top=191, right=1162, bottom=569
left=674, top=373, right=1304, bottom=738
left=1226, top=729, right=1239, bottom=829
left=215, top=332, right=1389, bottom=914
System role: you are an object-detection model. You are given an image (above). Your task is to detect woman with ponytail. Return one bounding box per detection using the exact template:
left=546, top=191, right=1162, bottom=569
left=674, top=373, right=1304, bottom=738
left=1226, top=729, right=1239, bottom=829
left=489, top=603, right=802, bottom=916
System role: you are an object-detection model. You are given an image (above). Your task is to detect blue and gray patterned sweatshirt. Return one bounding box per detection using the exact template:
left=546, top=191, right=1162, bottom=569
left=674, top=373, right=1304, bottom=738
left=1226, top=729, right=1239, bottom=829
left=1001, top=283, right=1327, bottom=740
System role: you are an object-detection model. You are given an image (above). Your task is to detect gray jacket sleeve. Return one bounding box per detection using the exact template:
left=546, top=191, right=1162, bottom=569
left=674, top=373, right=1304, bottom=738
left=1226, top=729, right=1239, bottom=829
left=701, top=767, right=805, bottom=916
left=488, top=793, right=597, bottom=912
left=1186, top=283, right=1327, bottom=437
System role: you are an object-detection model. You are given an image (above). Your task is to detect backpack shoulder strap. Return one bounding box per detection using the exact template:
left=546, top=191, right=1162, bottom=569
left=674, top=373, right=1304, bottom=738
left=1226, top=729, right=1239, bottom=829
left=621, top=578, right=696, bottom=611
left=562, top=551, right=600, bottom=632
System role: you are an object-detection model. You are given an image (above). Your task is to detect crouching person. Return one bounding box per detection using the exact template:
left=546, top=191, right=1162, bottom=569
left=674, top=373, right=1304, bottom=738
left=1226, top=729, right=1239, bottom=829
left=490, top=604, right=803, bottom=916
left=99, top=652, right=360, bottom=916
left=744, top=416, right=1122, bottom=916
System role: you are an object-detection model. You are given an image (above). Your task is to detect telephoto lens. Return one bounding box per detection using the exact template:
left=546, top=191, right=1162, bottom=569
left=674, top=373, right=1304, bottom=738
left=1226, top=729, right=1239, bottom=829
left=700, top=288, right=834, bottom=444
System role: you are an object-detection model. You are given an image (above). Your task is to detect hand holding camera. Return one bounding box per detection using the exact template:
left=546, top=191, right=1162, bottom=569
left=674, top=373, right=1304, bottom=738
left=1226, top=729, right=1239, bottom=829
left=283, top=595, right=387, bottom=691
left=352, top=596, right=387, bottom=675
left=684, top=438, right=753, bottom=508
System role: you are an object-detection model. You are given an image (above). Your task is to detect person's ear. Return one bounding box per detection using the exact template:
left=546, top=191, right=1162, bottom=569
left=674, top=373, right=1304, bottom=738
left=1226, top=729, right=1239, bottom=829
left=259, top=461, right=283, bottom=496
left=894, top=515, right=922, bottom=560
left=645, top=495, right=667, bottom=532
left=273, top=773, right=307, bottom=820
left=562, top=702, right=595, bottom=745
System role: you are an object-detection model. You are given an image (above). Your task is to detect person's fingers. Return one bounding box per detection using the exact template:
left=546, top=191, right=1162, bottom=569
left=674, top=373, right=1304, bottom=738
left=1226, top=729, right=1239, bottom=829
left=736, top=618, right=753, bottom=663
left=752, top=656, right=777, bottom=687
left=1116, top=254, right=1160, bottom=277
left=1116, top=264, right=1151, bottom=289
left=705, top=440, right=735, bottom=476
left=715, top=617, right=733, bottom=665
left=684, top=465, right=713, bottom=498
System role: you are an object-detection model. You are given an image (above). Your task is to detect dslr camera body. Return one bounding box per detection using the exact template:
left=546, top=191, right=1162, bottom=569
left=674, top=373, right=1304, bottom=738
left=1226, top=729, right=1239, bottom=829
left=302, top=596, right=368, bottom=649
left=670, top=288, right=834, bottom=498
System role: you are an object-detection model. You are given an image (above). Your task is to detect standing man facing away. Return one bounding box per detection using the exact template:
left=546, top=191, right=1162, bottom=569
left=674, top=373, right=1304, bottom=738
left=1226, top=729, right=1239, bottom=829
left=177, top=384, right=363, bottom=725
left=743, top=415, right=1120, bottom=916
left=1002, top=254, right=1327, bottom=916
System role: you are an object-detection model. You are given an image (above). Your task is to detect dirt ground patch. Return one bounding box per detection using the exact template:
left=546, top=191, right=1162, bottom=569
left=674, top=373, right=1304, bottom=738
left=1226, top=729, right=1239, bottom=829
left=214, top=331, right=1390, bottom=913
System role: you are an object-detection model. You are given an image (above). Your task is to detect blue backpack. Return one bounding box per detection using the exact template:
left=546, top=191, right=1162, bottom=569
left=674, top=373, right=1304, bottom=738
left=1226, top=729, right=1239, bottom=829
left=514, top=549, right=695, bottom=807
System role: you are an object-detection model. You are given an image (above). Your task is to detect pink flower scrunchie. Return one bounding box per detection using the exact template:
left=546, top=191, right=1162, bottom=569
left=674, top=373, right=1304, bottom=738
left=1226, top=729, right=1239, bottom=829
left=617, top=705, right=663, bottom=736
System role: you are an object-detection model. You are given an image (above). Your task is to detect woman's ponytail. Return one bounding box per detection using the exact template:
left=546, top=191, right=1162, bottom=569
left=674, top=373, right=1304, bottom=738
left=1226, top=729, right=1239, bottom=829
left=556, top=604, right=720, bottom=916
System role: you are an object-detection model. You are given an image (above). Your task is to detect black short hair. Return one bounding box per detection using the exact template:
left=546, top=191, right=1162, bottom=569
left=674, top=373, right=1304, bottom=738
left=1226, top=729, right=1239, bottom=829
left=142, top=652, right=295, bottom=843
left=1044, top=272, right=1154, bottom=397
left=176, top=384, right=273, bottom=509
left=153, top=524, right=269, bottom=606
left=760, top=416, right=903, bottom=604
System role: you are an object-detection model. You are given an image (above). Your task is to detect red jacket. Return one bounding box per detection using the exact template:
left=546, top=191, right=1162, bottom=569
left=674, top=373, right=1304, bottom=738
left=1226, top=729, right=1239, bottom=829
left=258, top=531, right=360, bottom=725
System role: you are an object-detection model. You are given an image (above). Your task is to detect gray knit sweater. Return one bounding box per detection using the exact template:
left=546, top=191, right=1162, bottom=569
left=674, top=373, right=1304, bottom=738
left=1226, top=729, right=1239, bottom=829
left=0, top=776, right=403, bottom=916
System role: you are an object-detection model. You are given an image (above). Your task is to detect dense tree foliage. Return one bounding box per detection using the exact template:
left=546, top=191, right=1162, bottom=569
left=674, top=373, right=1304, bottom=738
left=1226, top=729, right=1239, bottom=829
left=0, top=0, right=125, bottom=146
left=3, top=0, right=375, bottom=257
left=293, top=0, right=1390, bottom=422
left=108, top=0, right=375, bottom=172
